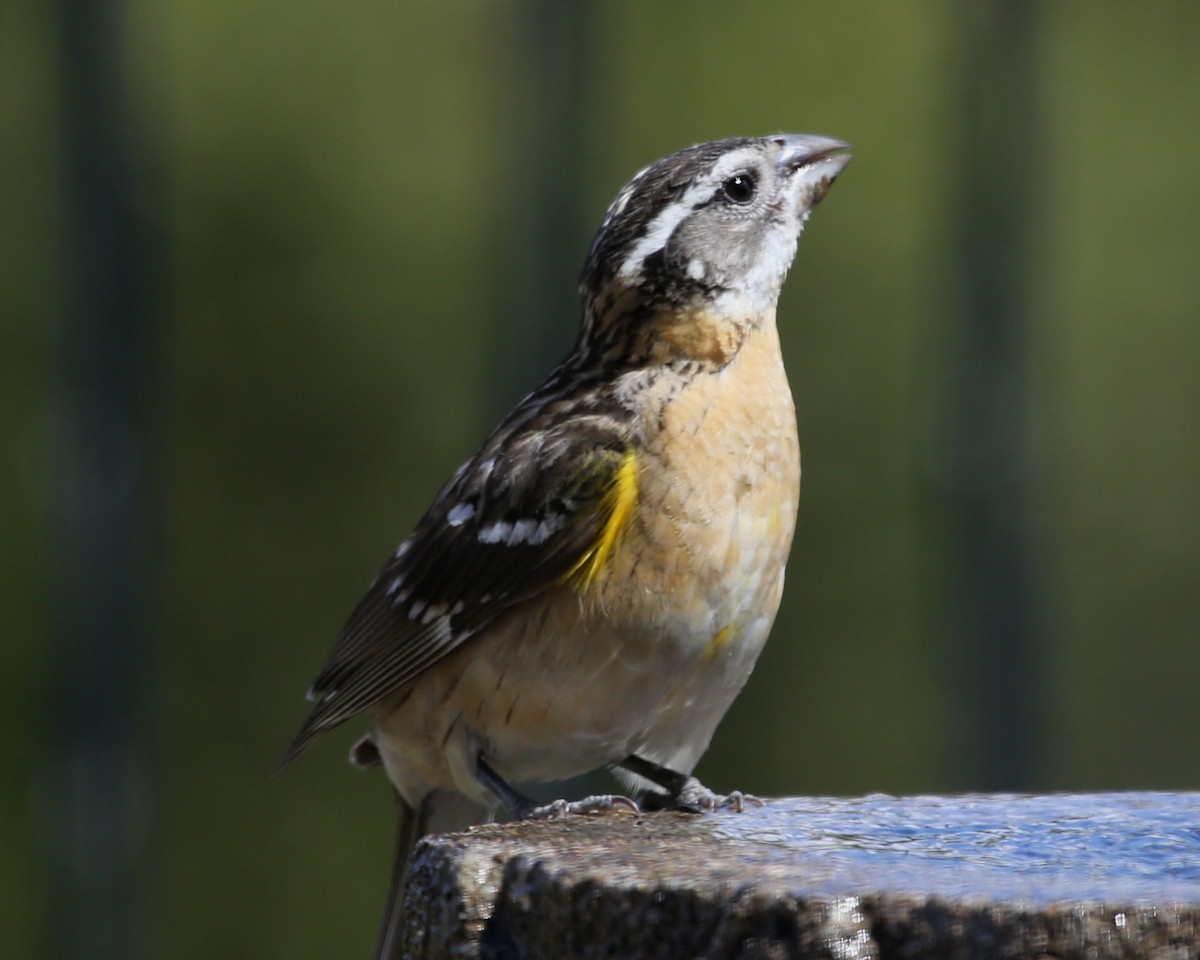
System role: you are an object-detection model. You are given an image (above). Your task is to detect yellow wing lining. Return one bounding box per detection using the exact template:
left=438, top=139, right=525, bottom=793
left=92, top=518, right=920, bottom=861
left=562, top=450, right=639, bottom=591
left=703, top=624, right=736, bottom=662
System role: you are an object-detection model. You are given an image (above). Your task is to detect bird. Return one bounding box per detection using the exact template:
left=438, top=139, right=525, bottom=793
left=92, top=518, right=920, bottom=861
left=283, top=133, right=851, bottom=958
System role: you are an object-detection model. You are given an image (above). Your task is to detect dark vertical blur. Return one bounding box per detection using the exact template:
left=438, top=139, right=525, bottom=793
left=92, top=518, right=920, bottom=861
left=495, top=0, right=613, bottom=805
left=492, top=0, right=599, bottom=404
left=52, top=0, right=153, bottom=955
left=952, top=1, right=1045, bottom=790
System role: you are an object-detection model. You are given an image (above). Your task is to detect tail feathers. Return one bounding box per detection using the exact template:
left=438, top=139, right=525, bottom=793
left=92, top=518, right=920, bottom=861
left=371, top=790, right=490, bottom=960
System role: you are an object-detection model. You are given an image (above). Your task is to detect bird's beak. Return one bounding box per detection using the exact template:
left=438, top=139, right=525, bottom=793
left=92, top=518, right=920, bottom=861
left=774, top=134, right=852, bottom=205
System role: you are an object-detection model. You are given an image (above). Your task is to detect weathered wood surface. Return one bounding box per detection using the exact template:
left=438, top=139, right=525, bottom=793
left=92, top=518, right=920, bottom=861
left=399, top=792, right=1200, bottom=959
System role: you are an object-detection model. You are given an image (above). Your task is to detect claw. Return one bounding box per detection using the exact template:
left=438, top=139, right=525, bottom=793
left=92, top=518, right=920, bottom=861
left=517, top=793, right=639, bottom=821
left=640, top=776, right=761, bottom=814
left=719, top=790, right=765, bottom=813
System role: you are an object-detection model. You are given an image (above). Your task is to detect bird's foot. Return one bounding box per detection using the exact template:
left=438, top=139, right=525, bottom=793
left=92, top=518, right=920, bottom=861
left=640, top=776, right=763, bottom=814
left=620, top=755, right=761, bottom=814
left=677, top=778, right=762, bottom=813
left=516, top=794, right=640, bottom=821
left=478, top=756, right=635, bottom=820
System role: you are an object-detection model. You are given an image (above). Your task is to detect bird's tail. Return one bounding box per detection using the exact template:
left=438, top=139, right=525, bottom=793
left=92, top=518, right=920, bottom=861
left=371, top=789, right=490, bottom=960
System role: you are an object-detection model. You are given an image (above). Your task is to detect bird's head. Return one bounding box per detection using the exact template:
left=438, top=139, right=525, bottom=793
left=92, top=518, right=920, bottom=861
left=578, top=134, right=851, bottom=365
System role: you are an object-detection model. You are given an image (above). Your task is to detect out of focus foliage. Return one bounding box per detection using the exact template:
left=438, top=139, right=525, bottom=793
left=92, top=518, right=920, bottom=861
left=2, top=1, right=1198, bottom=957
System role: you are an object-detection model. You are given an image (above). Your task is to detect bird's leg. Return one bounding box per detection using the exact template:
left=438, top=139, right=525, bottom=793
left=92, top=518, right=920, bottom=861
left=621, top=754, right=761, bottom=813
left=475, top=756, right=638, bottom=821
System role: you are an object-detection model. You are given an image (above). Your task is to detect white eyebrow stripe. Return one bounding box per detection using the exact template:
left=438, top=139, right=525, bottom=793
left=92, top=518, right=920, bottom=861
left=614, top=148, right=760, bottom=282
left=616, top=182, right=709, bottom=281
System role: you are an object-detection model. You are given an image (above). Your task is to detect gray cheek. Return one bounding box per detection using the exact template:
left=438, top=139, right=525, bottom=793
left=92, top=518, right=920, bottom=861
left=669, top=213, right=765, bottom=290
left=705, top=220, right=763, bottom=270
left=700, top=233, right=762, bottom=284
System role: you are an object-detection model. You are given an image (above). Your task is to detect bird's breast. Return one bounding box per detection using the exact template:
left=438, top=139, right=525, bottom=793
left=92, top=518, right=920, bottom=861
left=597, top=320, right=801, bottom=650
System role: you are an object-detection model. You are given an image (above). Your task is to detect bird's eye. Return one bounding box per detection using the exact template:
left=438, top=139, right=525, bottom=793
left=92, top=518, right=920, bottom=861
left=721, top=173, right=757, bottom=205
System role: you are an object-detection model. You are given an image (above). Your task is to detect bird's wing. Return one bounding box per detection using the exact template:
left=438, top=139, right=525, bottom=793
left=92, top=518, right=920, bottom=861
left=283, top=415, right=637, bottom=761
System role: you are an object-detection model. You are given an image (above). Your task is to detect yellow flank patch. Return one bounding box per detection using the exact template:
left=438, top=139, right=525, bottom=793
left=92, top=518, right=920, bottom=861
left=563, top=450, right=640, bottom=591
left=767, top=500, right=782, bottom=536
left=703, top=624, right=736, bottom=662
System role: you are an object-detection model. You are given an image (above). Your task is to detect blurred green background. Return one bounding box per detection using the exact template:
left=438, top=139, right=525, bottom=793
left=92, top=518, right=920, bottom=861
left=3, top=0, right=1199, bottom=957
